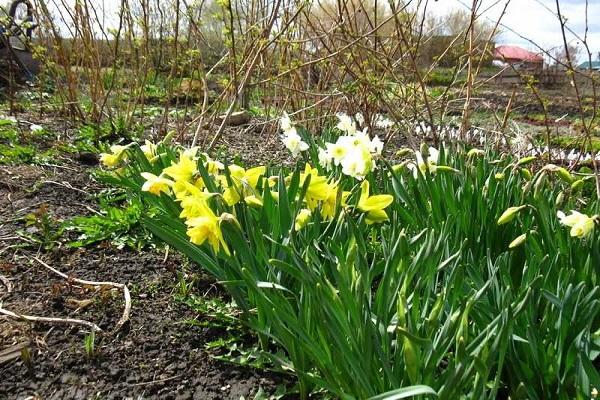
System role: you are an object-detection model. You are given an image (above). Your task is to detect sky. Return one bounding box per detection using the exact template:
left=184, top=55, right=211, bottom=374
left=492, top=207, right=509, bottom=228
left=430, top=0, right=600, bottom=59
left=19, top=0, right=600, bottom=61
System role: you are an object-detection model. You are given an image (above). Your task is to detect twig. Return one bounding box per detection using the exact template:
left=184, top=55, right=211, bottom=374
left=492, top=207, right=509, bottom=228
left=0, top=275, right=12, bottom=293
left=129, top=374, right=182, bottom=387
left=0, top=305, right=102, bottom=332
left=33, top=257, right=131, bottom=334
left=41, top=181, right=91, bottom=197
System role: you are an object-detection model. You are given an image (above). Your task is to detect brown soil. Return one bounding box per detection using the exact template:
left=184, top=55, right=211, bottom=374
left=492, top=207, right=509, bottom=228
left=0, top=159, right=288, bottom=399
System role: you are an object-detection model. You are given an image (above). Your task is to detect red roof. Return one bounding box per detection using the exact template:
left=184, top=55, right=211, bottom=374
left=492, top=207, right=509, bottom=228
left=494, top=45, right=543, bottom=63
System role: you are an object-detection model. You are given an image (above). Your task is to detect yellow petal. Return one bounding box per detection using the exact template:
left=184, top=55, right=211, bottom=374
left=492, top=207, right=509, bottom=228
left=366, top=209, right=389, bottom=224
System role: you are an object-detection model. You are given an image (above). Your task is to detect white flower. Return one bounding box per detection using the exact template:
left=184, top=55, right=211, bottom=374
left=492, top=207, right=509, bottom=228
left=280, top=112, right=293, bottom=132
left=355, top=112, right=365, bottom=127
left=326, top=141, right=349, bottom=166
left=409, top=146, right=439, bottom=177
left=282, top=131, right=308, bottom=157
left=341, top=147, right=370, bottom=180
left=557, top=210, right=595, bottom=238
left=183, top=146, right=201, bottom=159
left=370, top=135, right=384, bottom=155
left=318, top=147, right=332, bottom=169
left=283, top=126, right=298, bottom=137
left=336, top=113, right=357, bottom=135
left=30, top=124, right=43, bottom=132
left=375, top=115, right=394, bottom=129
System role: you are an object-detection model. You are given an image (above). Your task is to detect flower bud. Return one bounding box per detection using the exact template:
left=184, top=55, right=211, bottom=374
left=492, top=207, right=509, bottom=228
left=571, top=179, right=584, bottom=193
left=555, top=191, right=565, bottom=207
left=467, top=148, right=485, bottom=157
left=497, top=205, right=526, bottom=225
left=520, top=168, right=532, bottom=181
left=419, top=142, right=430, bottom=158
left=395, top=148, right=414, bottom=158
left=294, top=208, right=312, bottom=231
left=509, top=233, right=527, bottom=249
left=556, top=167, right=574, bottom=184
left=517, top=155, right=536, bottom=166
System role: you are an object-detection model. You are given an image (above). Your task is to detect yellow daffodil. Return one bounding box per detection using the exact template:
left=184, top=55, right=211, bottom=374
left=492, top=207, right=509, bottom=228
left=140, top=140, right=158, bottom=161
left=164, top=153, right=197, bottom=182
left=185, top=204, right=229, bottom=254
left=177, top=182, right=215, bottom=220
left=320, top=185, right=350, bottom=220
left=294, top=208, right=312, bottom=231
left=140, top=172, right=173, bottom=195
left=557, top=210, right=596, bottom=238
left=244, top=195, right=263, bottom=208
left=222, top=165, right=266, bottom=206
left=300, top=164, right=332, bottom=202
left=204, top=154, right=224, bottom=175
left=357, top=180, right=393, bottom=224
left=100, top=144, right=128, bottom=167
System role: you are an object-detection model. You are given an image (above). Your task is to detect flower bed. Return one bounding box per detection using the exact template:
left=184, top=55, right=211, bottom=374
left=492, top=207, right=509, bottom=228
left=100, top=114, right=600, bottom=399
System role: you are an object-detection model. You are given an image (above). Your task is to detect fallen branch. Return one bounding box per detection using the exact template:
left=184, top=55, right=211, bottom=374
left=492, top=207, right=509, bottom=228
left=34, top=257, right=131, bottom=334
left=0, top=305, right=102, bottom=332
left=0, top=341, right=31, bottom=365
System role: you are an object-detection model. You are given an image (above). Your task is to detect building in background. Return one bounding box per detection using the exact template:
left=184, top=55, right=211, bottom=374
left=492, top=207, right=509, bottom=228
left=493, top=45, right=544, bottom=70
left=577, top=61, right=600, bottom=71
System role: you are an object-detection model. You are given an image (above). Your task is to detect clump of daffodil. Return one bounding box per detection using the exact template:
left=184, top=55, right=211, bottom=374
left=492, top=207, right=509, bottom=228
left=557, top=210, right=596, bottom=238
left=357, top=180, right=394, bottom=224
left=311, top=113, right=383, bottom=180
left=100, top=144, right=129, bottom=167
left=185, top=203, right=231, bottom=255
left=140, top=172, right=173, bottom=195
left=220, top=165, right=266, bottom=206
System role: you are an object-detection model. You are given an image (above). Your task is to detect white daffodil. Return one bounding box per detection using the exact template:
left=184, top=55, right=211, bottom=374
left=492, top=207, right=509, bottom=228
left=341, top=147, right=370, bottom=180
left=370, top=135, right=384, bottom=155
left=336, top=113, right=357, bottom=135
left=318, top=147, right=332, bottom=169
left=326, top=141, right=349, bottom=166
left=282, top=130, right=309, bottom=157
left=182, top=146, right=201, bottom=159
left=409, top=146, right=439, bottom=177
left=30, top=124, right=44, bottom=132
left=280, top=112, right=293, bottom=132
left=557, top=210, right=596, bottom=238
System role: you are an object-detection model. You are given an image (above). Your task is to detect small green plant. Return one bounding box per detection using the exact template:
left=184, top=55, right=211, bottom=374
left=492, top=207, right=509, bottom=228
left=63, top=193, right=152, bottom=250
left=20, top=345, right=33, bottom=375
left=83, top=331, right=96, bottom=359
left=21, top=204, right=63, bottom=250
